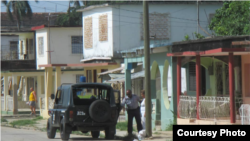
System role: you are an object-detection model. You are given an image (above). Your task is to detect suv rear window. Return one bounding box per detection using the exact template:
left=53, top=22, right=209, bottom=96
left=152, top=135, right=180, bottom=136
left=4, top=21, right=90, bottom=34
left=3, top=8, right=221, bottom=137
left=72, top=86, right=112, bottom=105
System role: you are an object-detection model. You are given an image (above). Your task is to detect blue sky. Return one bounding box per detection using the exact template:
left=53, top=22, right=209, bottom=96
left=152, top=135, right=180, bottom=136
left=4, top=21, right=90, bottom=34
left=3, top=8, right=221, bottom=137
left=1, top=0, right=84, bottom=13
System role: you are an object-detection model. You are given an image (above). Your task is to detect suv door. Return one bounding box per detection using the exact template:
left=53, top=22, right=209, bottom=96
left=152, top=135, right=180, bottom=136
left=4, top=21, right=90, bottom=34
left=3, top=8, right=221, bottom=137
left=113, top=90, right=121, bottom=121
left=53, top=89, right=63, bottom=127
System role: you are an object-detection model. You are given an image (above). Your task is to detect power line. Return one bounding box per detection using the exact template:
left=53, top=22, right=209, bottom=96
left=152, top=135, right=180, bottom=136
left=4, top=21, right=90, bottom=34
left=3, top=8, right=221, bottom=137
left=46, top=1, right=209, bottom=24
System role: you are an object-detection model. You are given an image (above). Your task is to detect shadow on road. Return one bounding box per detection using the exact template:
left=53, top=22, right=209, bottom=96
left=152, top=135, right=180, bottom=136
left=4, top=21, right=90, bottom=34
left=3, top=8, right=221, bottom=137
left=65, top=134, right=138, bottom=141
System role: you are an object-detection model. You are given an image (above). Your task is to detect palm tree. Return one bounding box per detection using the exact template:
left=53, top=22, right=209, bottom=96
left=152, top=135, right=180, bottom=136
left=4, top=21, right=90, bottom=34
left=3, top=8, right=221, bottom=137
left=69, top=0, right=82, bottom=9
left=2, top=0, right=38, bottom=31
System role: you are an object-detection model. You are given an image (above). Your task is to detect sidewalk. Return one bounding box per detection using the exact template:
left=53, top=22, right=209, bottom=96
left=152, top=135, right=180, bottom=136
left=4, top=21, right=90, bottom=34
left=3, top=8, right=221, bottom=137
left=1, top=115, right=173, bottom=141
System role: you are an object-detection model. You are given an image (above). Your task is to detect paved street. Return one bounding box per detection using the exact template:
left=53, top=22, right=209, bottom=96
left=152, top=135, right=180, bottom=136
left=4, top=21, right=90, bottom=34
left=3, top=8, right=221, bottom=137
left=1, top=127, right=125, bottom=141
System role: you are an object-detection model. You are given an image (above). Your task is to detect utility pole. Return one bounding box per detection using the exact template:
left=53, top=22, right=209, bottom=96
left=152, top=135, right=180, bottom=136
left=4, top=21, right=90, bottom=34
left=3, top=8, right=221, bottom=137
left=45, top=13, right=57, bottom=64
left=197, top=0, right=199, bottom=33
left=143, top=1, right=152, bottom=137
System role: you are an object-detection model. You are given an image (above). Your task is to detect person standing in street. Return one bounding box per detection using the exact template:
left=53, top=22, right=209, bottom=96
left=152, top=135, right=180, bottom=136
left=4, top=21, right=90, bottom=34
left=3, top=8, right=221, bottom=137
left=121, top=89, right=143, bottom=135
left=29, top=87, right=37, bottom=115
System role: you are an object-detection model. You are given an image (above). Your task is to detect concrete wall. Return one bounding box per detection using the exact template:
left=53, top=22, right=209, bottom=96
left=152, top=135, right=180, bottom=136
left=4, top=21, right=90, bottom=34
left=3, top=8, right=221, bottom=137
left=49, top=28, right=83, bottom=64
left=82, top=7, right=113, bottom=59
left=36, top=27, right=83, bottom=69
left=112, top=3, right=222, bottom=53
left=36, top=29, right=48, bottom=69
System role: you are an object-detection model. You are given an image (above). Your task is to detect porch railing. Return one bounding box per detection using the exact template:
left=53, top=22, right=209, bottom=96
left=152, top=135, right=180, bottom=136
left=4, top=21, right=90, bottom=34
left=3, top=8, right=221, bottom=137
left=199, top=96, right=230, bottom=120
left=178, top=96, right=196, bottom=119
left=179, top=95, right=243, bottom=120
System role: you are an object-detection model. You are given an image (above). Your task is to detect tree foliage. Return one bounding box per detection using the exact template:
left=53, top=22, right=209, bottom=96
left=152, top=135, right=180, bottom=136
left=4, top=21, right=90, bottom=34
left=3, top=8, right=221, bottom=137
left=209, top=1, right=250, bottom=36
left=56, top=7, right=82, bottom=26
left=2, top=0, right=38, bottom=30
left=56, top=0, right=83, bottom=26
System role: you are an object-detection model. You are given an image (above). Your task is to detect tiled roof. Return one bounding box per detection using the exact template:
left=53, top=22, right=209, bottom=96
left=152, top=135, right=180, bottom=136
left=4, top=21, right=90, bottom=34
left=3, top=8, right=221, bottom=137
left=1, top=12, right=66, bottom=31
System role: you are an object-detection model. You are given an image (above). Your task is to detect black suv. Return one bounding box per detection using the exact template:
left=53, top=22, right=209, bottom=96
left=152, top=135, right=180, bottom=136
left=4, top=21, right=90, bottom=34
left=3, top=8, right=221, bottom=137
left=46, top=83, right=121, bottom=141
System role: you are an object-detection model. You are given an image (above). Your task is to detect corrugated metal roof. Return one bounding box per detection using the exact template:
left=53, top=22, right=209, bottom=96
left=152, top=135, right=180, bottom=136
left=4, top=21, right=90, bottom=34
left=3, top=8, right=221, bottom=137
left=104, top=70, right=144, bottom=83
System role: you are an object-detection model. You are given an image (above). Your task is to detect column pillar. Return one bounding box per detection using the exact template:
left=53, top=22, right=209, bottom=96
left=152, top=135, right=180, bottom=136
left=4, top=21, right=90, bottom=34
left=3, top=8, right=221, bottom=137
left=45, top=67, right=52, bottom=111
left=229, top=53, right=235, bottom=123
left=12, top=76, right=18, bottom=114
left=55, top=66, right=61, bottom=94
left=4, top=75, right=8, bottom=111
left=177, top=57, right=182, bottom=118
left=196, top=55, right=201, bottom=120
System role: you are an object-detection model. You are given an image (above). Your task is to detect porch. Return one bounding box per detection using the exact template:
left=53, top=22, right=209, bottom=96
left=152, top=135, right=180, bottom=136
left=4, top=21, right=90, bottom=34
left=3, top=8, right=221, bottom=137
left=167, top=36, right=250, bottom=124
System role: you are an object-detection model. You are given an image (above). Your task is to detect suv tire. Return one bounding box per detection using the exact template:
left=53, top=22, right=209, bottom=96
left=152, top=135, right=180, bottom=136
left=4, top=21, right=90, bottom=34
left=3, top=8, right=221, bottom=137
left=47, top=117, right=56, bottom=139
left=60, top=119, right=70, bottom=141
left=89, top=100, right=111, bottom=122
left=91, top=131, right=100, bottom=138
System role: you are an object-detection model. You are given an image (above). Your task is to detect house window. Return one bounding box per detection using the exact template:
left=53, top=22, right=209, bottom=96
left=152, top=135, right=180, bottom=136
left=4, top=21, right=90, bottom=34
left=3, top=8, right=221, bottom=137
left=76, top=74, right=84, bottom=83
left=71, top=36, right=83, bottom=54
left=29, top=39, right=34, bottom=54
left=189, top=62, right=196, bottom=91
left=38, top=37, right=44, bottom=56
left=84, top=17, right=93, bottom=48
left=141, top=12, right=170, bottom=40
left=99, top=14, right=108, bottom=41
left=9, top=41, right=18, bottom=60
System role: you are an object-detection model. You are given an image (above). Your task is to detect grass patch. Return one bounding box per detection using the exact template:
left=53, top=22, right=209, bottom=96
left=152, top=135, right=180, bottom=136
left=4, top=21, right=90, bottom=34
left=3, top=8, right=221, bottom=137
left=9, top=116, right=43, bottom=127
left=116, top=121, right=136, bottom=131
left=34, top=116, right=43, bottom=120
left=1, top=118, right=8, bottom=122
left=116, top=121, right=128, bottom=131
left=99, top=133, right=105, bottom=138
left=153, top=132, right=160, bottom=134
left=10, top=119, right=37, bottom=127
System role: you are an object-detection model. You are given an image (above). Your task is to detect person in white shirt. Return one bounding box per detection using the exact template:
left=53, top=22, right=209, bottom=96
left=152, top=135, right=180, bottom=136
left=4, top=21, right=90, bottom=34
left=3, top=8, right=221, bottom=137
left=140, top=90, right=146, bottom=129
left=121, top=89, right=143, bottom=135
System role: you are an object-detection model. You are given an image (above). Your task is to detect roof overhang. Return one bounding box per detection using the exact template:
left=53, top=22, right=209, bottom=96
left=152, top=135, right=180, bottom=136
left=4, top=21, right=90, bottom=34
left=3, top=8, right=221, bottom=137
left=38, top=63, right=117, bottom=68
left=80, top=57, right=112, bottom=63
left=167, top=48, right=250, bottom=57
left=76, top=3, right=109, bottom=12
left=104, top=70, right=144, bottom=83
left=98, top=66, right=124, bottom=76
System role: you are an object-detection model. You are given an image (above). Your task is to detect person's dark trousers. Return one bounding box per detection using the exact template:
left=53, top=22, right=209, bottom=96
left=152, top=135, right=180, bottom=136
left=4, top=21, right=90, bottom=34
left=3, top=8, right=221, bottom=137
left=127, top=107, right=143, bottom=134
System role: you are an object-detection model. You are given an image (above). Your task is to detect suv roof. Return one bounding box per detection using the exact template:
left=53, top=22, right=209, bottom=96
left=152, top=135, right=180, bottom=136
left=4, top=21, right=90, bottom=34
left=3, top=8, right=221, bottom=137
left=57, top=83, right=112, bottom=89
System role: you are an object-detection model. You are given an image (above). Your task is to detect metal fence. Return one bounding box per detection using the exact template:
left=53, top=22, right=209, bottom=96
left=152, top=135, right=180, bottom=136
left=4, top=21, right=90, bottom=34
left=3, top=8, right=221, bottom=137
left=178, top=96, right=197, bottom=119
left=179, top=95, right=243, bottom=120
left=199, top=96, right=230, bottom=120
